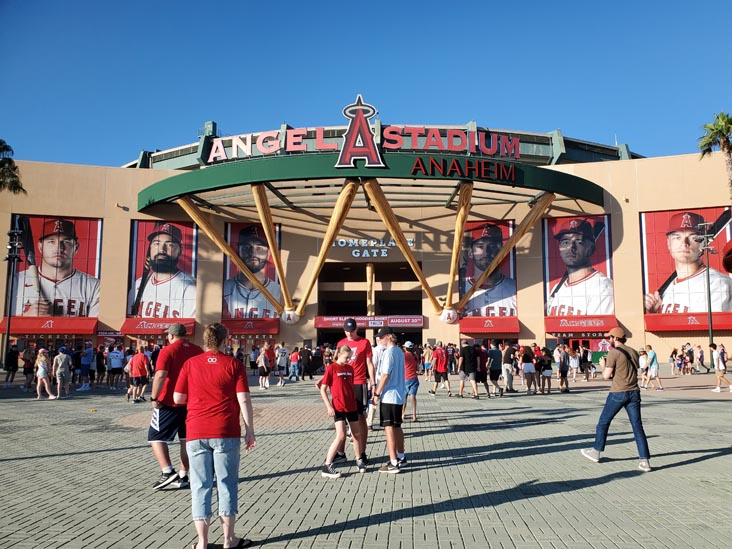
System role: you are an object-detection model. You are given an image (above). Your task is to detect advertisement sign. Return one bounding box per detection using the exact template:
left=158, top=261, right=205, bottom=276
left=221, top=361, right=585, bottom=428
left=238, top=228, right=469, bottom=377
left=127, top=220, right=197, bottom=318
left=9, top=214, right=102, bottom=318
left=641, top=207, right=732, bottom=331
left=222, top=222, right=281, bottom=320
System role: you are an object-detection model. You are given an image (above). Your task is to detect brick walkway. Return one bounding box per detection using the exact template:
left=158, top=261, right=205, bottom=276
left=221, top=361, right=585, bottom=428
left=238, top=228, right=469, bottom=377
left=1, top=371, right=731, bottom=548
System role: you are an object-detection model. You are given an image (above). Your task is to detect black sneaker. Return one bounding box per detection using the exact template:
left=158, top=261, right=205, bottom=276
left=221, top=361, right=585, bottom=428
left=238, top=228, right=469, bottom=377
left=378, top=463, right=400, bottom=474
left=333, top=452, right=347, bottom=464
left=397, top=456, right=407, bottom=468
left=321, top=464, right=341, bottom=479
left=152, top=470, right=178, bottom=490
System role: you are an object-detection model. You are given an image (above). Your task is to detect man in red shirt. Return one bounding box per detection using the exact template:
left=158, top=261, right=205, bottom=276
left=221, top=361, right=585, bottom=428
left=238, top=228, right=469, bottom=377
left=336, top=318, right=375, bottom=465
left=148, top=323, right=203, bottom=490
left=428, top=341, right=451, bottom=396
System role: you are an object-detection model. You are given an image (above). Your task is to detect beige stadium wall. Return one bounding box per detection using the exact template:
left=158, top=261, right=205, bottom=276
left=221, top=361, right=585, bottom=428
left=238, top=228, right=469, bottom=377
left=2, top=153, right=730, bottom=356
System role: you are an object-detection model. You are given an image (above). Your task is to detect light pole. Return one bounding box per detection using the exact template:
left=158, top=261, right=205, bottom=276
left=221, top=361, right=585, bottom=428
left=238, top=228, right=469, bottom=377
left=3, top=222, right=23, bottom=368
left=697, top=222, right=717, bottom=346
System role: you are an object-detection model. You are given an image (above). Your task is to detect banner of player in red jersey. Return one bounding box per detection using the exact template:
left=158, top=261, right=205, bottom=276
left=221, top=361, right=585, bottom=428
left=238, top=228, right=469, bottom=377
left=642, top=207, right=732, bottom=315
left=222, top=222, right=281, bottom=320
left=459, top=220, right=516, bottom=318
left=127, top=220, right=197, bottom=318
left=9, top=215, right=102, bottom=317
left=543, top=215, right=614, bottom=317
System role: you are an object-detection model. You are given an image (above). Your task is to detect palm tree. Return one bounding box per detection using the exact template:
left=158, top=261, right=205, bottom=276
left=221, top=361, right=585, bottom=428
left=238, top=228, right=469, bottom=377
left=699, top=112, right=732, bottom=201
left=0, top=139, right=27, bottom=195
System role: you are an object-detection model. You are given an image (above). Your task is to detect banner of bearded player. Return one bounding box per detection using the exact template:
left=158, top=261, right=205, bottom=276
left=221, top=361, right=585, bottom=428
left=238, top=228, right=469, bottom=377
left=9, top=215, right=102, bottom=318
left=458, top=220, right=518, bottom=332
left=222, top=222, right=282, bottom=321
left=127, top=220, right=197, bottom=319
left=543, top=215, right=615, bottom=324
left=641, top=206, right=732, bottom=331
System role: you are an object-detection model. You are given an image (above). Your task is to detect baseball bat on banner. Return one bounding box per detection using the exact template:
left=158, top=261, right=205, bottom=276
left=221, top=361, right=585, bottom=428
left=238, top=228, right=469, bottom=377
left=549, top=220, right=606, bottom=300
left=17, top=216, right=45, bottom=302
left=656, top=209, right=732, bottom=296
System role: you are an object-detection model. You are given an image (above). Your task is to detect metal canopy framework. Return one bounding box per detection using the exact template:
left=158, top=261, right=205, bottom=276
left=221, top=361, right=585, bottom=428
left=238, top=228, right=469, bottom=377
left=137, top=151, right=605, bottom=324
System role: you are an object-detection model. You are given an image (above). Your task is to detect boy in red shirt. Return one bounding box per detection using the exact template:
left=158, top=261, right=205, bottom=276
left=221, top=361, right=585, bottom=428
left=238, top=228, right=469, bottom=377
left=319, top=344, right=365, bottom=478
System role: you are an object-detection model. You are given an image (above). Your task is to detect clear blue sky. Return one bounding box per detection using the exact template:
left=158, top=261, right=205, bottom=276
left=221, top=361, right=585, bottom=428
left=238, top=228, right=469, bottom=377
left=2, top=1, right=729, bottom=167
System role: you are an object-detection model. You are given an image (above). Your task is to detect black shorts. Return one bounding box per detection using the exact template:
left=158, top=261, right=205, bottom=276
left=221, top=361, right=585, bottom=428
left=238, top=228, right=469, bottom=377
left=434, top=371, right=449, bottom=383
left=132, top=376, right=149, bottom=387
left=489, top=369, right=501, bottom=382
left=148, top=406, right=187, bottom=443
left=380, top=402, right=403, bottom=428
left=334, top=409, right=359, bottom=423
left=476, top=371, right=487, bottom=383
left=353, top=383, right=368, bottom=415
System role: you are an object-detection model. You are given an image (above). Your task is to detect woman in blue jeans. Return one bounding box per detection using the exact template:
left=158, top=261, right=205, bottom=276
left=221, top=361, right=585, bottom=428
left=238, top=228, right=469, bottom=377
left=174, top=323, right=256, bottom=549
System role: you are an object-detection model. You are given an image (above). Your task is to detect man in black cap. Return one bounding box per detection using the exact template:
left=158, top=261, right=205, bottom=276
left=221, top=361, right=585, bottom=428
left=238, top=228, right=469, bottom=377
left=14, top=217, right=100, bottom=317
left=223, top=225, right=281, bottom=319
left=128, top=221, right=196, bottom=318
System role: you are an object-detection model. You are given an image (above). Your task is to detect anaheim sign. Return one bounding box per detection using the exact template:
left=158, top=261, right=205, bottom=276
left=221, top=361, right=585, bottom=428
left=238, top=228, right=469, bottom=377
left=206, top=95, right=520, bottom=170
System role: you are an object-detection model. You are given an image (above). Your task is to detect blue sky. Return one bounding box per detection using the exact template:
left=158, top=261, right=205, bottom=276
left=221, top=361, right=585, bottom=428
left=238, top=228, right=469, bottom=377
left=2, top=1, right=729, bottom=167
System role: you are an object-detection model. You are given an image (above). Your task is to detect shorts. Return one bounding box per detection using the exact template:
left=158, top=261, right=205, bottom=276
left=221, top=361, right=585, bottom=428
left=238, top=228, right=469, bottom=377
left=459, top=371, right=476, bottom=381
left=522, top=364, right=536, bottom=374
left=475, top=371, right=487, bottom=383
left=258, top=367, right=269, bottom=377
left=334, top=409, right=359, bottom=423
left=379, top=402, right=403, bottom=428
left=132, top=376, right=149, bottom=387
left=434, top=371, right=449, bottom=383
left=489, top=370, right=501, bottom=382
left=405, top=377, right=419, bottom=396
left=148, top=405, right=187, bottom=443
left=353, top=383, right=368, bottom=415
left=423, top=362, right=432, bottom=371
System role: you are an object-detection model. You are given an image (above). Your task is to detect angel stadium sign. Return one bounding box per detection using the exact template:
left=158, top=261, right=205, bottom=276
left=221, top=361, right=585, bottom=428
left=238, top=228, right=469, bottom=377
left=206, top=95, right=521, bottom=176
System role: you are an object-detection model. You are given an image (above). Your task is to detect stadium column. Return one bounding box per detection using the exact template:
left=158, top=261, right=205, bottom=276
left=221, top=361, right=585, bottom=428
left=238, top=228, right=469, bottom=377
left=362, top=177, right=442, bottom=315
left=251, top=183, right=294, bottom=311
left=176, top=196, right=284, bottom=315
left=444, top=181, right=473, bottom=310
left=456, top=191, right=556, bottom=312
left=294, top=179, right=359, bottom=319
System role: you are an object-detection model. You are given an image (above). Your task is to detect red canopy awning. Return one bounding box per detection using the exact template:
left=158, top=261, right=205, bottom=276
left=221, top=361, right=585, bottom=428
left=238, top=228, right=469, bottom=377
left=121, top=318, right=196, bottom=336
left=0, top=317, right=98, bottom=335
left=221, top=318, right=279, bottom=335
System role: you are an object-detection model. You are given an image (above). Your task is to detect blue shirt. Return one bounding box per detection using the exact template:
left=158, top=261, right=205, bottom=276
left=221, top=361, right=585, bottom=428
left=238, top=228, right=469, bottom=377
left=379, top=346, right=406, bottom=405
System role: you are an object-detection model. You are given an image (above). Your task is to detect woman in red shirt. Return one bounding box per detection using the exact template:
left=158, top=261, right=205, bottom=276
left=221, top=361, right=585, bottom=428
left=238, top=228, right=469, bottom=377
left=174, top=323, right=256, bottom=549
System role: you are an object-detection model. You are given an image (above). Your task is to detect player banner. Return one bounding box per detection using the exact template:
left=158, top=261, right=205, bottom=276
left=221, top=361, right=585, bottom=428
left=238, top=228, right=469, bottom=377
left=641, top=206, right=732, bottom=331
left=8, top=214, right=102, bottom=318
left=223, top=222, right=282, bottom=320
left=543, top=215, right=614, bottom=329
left=127, top=220, right=197, bottom=318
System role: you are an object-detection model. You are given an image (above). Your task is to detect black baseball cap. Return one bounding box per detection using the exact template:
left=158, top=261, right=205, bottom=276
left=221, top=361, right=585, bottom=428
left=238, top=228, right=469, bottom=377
left=343, top=318, right=357, bottom=331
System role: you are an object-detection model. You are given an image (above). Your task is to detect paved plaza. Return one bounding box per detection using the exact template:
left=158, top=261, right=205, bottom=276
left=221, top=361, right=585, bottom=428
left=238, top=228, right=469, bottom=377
left=1, top=371, right=731, bottom=548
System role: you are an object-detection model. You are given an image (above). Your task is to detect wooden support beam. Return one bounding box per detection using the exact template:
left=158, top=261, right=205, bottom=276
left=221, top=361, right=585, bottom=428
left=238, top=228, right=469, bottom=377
left=251, top=183, right=294, bottom=311
left=444, top=181, right=473, bottom=308
left=176, top=196, right=283, bottom=315
left=362, top=178, right=442, bottom=315
left=295, top=179, right=359, bottom=318
left=456, top=192, right=555, bottom=312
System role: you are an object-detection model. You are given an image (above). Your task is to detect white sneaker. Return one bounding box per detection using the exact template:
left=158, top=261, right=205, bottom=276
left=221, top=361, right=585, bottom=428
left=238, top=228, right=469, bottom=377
left=711, top=387, right=721, bottom=392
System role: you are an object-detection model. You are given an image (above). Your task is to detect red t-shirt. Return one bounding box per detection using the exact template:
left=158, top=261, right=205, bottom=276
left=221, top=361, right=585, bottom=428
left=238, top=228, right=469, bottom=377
left=433, top=347, right=448, bottom=373
left=129, top=353, right=150, bottom=378
left=404, top=351, right=418, bottom=380
left=321, top=362, right=357, bottom=413
left=336, top=336, right=373, bottom=384
left=156, top=339, right=204, bottom=407
left=175, top=351, right=250, bottom=441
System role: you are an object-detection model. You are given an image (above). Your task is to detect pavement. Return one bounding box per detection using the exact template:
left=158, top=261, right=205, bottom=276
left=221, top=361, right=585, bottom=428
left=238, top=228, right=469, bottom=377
left=1, top=369, right=731, bottom=548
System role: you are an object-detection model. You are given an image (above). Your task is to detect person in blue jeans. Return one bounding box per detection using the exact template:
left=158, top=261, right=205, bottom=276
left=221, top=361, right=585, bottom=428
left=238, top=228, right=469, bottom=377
left=581, top=326, right=651, bottom=472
